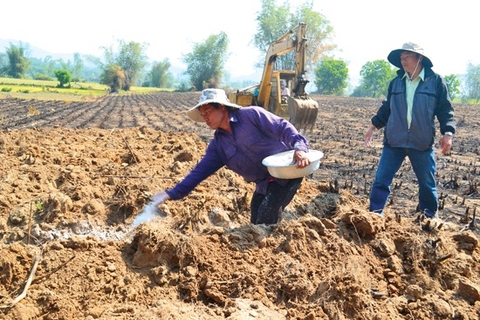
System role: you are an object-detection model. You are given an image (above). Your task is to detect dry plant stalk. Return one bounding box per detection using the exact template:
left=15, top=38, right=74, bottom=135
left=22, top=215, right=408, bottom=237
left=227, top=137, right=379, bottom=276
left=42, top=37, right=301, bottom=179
left=118, top=129, right=138, bottom=164
left=0, top=256, right=40, bottom=310
left=27, top=201, right=34, bottom=245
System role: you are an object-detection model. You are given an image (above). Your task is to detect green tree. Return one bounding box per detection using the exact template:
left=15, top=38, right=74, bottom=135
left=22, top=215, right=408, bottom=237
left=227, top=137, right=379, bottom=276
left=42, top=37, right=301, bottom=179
left=358, top=60, right=396, bottom=98
left=99, top=40, right=149, bottom=91
left=117, top=40, right=148, bottom=90
left=4, top=42, right=31, bottom=78
left=100, top=64, right=125, bottom=93
left=444, top=74, right=460, bottom=100
left=0, top=52, right=7, bottom=76
left=54, top=69, right=72, bottom=88
left=464, top=63, right=480, bottom=103
left=79, top=54, right=103, bottom=82
left=72, top=53, right=84, bottom=81
left=183, top=32, right=229, bottom=90
left=254, top=0, right=335, bottom=70
left=30, top=56, right=57, bottom=79
left=149, top=59, right=173, bottom=88
left=314, top=58, right=348, bottom=95
left=59, top=59, right=73, bottom=75
left=290, top=1, right=336, bottom=70
left=254, top=0, right=290, bottom=69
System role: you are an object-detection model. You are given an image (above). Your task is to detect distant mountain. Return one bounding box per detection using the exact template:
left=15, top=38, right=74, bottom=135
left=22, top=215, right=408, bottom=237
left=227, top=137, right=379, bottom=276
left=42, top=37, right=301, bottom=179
left=0, top=38, right=77, bottom=62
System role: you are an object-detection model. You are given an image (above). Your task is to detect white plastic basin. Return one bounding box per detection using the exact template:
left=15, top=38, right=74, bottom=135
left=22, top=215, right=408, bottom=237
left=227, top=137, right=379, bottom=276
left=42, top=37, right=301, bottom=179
left=262, top=150, right=324, bottom=179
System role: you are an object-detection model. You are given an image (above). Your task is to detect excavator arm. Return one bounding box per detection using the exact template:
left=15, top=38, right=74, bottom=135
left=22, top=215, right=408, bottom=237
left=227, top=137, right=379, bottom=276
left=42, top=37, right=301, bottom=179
left=258, top=23, right=319, bottom=131
left=229, top=22, right=318, bottom=131
left=256, top=27, right=298, bottom=107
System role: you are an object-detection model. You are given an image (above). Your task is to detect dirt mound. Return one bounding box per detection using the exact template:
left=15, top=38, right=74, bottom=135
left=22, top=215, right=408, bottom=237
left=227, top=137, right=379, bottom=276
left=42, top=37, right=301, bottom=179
left=0, top=94, right=479, bottom=319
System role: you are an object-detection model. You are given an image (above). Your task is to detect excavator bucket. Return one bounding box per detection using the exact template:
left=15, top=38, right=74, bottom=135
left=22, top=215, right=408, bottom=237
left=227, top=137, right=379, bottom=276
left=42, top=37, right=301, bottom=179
left=287, top=97, right=319, bottom=131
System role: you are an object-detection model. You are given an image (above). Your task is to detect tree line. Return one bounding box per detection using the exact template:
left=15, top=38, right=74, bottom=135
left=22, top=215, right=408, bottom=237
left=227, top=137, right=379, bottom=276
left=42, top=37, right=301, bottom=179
left=0, top=0, right=479, bottom=102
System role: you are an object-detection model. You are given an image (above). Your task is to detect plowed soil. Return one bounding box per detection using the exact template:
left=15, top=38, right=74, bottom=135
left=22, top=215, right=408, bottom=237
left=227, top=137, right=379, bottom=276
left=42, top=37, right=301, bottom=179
left=0, top=92, right=479, bottom=320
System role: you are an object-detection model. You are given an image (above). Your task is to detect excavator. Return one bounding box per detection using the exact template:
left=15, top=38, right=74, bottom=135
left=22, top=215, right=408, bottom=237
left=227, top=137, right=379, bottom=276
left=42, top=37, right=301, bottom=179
left=228, top=22, right=319, bottom=131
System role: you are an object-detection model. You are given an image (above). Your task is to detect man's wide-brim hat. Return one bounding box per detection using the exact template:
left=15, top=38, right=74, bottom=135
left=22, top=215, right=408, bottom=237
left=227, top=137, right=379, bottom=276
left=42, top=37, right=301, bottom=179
left=387, top=42, right=433, bottom=69
left=187, top=88, right=241, bottom=122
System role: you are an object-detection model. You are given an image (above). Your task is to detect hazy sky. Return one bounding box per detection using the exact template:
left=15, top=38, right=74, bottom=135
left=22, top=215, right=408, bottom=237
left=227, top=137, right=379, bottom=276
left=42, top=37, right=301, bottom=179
left=2, top=0, right=479, bottom=88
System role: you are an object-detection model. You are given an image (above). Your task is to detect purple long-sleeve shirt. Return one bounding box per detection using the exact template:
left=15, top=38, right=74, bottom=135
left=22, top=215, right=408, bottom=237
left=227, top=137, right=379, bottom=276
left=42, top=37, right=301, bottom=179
left=166, top=106, right=309, bottom=199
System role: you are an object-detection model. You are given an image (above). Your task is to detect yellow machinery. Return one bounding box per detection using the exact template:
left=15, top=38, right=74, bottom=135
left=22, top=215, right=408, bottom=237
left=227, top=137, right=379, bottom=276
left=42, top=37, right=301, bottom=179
left=228, top=22, right=318, bottom=131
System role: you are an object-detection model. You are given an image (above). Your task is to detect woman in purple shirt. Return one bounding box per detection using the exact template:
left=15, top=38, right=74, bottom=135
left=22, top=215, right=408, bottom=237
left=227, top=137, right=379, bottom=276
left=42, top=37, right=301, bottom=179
left=150, top=88, right=311, bottom=225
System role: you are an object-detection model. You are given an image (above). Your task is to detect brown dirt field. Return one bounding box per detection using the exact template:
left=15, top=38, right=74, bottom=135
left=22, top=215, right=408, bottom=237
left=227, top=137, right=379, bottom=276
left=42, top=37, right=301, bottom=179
left=0, top=92, right=479, bottom=319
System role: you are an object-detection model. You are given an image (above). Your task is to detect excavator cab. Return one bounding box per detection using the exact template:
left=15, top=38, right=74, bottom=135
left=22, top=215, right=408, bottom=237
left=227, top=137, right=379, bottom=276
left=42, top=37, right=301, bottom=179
left=286, top=71, right=318, bottom=132
left=268, top=72, right=293, bottom=116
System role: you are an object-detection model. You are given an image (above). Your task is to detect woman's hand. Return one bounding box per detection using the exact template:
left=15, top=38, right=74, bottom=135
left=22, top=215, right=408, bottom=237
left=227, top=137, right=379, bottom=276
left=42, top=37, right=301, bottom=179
left=292, top=150, right=311, bottom=168
left=151, top=191, right=170, bottom=205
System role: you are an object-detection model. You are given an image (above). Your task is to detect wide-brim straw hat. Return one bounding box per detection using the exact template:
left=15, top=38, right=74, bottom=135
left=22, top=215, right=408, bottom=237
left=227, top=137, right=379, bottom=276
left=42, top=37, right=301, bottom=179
left=187, top=88, right=242, bottom=122
left=387, top=42, right=433, bottom=69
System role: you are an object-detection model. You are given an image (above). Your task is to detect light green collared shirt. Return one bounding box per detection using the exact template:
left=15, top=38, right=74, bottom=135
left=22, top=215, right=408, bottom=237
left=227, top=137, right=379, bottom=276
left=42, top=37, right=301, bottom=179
left=402, top=68, right=425, bottom=128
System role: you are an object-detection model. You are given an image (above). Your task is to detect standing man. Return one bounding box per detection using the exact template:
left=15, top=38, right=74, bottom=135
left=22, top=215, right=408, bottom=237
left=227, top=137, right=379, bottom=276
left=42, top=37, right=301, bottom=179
left=147, top=88, right=312, bottom=225
left=364, top=42, right=456, bottom=219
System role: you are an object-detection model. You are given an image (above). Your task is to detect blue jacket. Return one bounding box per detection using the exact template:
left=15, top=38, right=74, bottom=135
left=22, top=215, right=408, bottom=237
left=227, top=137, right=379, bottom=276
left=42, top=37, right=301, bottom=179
left=372, top=67, right=456, bottom=151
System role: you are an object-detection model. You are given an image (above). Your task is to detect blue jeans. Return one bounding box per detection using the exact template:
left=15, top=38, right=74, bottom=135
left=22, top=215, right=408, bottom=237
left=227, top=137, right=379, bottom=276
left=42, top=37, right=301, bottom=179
left=369, top=145, right=438, bottom=218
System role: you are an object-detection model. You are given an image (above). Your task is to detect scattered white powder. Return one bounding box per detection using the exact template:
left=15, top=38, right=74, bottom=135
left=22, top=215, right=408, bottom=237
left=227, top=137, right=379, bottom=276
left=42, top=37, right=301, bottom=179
left=29, top=203, right=167, bottom=244
left=131, top=203, right=164, bottom=227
